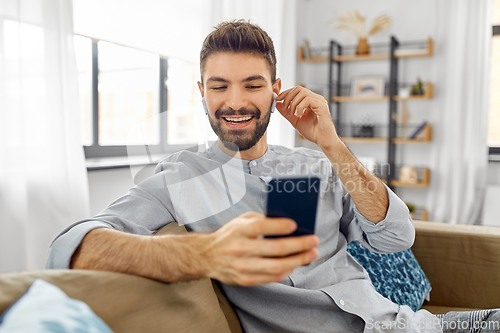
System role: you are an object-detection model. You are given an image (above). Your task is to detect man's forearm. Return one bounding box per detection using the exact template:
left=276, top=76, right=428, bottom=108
left=69, top=213, right=320, bottom=286
left=71, top=228, right=209, bottom=282
left=322, top=139, right=389, bottom=223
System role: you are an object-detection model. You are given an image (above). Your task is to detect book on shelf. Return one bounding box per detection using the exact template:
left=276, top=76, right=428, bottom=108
left=409, top=122, right=427, bottom=139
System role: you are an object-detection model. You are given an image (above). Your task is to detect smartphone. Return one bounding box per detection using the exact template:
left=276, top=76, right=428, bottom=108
left=264, top=175, right=320, bottom=238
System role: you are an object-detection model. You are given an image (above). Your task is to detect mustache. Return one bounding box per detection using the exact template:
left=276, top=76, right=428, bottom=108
left=215, top=107, right=261, bottom=120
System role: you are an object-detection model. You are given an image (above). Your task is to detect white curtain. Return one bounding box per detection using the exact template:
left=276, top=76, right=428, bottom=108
left=427, top=0, right=493, bottom=224
left=201, top=0, right=297, bottom=148
left=0, top=0, right=90, bottom=273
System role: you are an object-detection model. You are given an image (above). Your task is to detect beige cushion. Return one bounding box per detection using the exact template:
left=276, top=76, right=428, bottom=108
left=421, top=305, right=481, bottom=315
left=0, top=269, right=233, bottom=333
left=413, top=221, right=500, bottom=310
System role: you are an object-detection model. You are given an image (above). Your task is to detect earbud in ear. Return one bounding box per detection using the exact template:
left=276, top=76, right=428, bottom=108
left=202, top=97, right=208, bottom=115
left=271, top=93, right=278, bottom=113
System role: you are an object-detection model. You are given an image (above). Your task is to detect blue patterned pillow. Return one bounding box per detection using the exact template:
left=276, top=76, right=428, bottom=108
left=347, top=241, right=431, bottom=312
left=0, top=279, right=112, bottom=333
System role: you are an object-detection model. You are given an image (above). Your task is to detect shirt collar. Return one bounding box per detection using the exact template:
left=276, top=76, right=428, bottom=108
left=208, top=141, right=271, bottom=168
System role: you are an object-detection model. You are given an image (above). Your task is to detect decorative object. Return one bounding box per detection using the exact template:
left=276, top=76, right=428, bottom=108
left=351, top=76, right=385, bottom=97
left=302, top=39, right=311, bottom=59
left=397, top=99, right=411, bottom=138
left=347, top=241, right=432, bottom=312
left=399, top=165, right=418, bottom=184
left=411, top=77, right=425, bottom=95
left=352, top=114, right=375, bottom=138
left=332, top=11, right=391, bottom=55
left=405, top=202, right=415, bottom=213
left=398, top=87, right=411, bottom=100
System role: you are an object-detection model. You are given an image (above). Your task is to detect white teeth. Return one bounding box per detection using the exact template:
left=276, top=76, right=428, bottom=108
left=224, top=116, right=252, bottom=122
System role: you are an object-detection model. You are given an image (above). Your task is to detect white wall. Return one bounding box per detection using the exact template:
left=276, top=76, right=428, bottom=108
left=88, top=165, right=157, bottom=216
left=73, top=0, right=207, bottom=63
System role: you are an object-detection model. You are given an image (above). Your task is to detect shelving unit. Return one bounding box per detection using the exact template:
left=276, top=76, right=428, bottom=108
left=298, top=37, right=433, bottom=63
left=311, top=36, right=434, bottom=220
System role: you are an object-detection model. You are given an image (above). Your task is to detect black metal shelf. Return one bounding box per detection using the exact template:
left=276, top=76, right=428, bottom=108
left=327, top=36, right=433, bottom=193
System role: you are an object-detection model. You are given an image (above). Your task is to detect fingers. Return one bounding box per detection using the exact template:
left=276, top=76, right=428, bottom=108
left=237, top=212, right=297, bottom=238
left=277, top=86, right=327, bottom=119
left=252, top=235, right=320, bottom=257
left=278, top=86, right=303, bottom=115
left=288, top=90, right=311, bottom=118
left=225, top=272, right=292, bottom=287
left=242, top=250, right=319, bottom=274
left=220, top=249, right=319, bottom=287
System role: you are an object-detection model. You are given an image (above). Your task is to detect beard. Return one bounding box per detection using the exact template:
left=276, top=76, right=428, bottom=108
left=208, top=103, right=272, bottom=152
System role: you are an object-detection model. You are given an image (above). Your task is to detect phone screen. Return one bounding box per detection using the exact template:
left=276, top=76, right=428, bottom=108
left=264, top=175, right=320, bottom=238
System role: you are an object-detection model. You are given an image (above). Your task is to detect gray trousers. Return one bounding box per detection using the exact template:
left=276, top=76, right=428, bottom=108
left=435, top=309, right=500, bottom=333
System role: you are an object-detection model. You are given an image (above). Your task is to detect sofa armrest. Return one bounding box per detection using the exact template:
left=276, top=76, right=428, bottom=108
left=412, top=221, right=500, bottom=309
left=0, top=270, right=234, bottom=333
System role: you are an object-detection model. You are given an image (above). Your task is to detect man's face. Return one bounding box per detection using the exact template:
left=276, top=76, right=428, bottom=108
left=199, top=52, right=280, bottom=152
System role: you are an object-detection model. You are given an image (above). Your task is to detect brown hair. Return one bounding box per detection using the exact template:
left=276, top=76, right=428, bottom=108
left=200, top=20, right=277, bottom=84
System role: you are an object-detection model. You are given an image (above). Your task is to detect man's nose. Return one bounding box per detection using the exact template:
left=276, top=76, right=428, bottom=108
left=225, top=89, right=249, bottom=111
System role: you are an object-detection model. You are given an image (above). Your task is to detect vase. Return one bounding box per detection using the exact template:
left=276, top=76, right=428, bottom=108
left=356, top=38, right=370, bottom=55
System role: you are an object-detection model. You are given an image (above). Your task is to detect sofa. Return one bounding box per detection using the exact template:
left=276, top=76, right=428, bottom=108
left=1, top=221, right=499, bottom=333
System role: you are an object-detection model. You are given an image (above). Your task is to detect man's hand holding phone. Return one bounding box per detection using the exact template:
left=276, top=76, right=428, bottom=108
left=201, top=211, right=320, bottom=287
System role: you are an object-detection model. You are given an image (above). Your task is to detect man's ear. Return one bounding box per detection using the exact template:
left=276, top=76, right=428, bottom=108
left=272, top=78, right=282, bottom=95
left=197, top=81, right=204, bottom=98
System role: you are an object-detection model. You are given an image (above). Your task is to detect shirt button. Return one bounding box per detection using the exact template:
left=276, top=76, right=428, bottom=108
left=339, top=299, right=345, bottom=306
left=250, top=161, right=257, bottom=166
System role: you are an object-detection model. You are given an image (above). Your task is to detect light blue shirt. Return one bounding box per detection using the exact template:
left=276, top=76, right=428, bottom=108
left=47, top=143, right=441, bottom=333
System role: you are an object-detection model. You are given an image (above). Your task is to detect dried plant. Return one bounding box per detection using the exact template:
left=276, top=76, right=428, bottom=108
left=332, top=11, right=391, bottom=39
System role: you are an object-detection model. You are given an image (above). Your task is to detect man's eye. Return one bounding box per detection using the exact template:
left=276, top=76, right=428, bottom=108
left=212, top=86, right=227, bottom=90
left=248, top=85, right=262, bottom=89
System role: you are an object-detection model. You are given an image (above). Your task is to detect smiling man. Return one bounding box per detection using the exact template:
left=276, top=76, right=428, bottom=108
left=46, top=21, right=499, bottom=333
left=201, top=50, right=276, bottom=158
left=202, top=54, right=273, bottom=153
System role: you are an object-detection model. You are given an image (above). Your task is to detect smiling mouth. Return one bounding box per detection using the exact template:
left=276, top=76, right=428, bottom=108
left=222, top=116, right=254, bottom=125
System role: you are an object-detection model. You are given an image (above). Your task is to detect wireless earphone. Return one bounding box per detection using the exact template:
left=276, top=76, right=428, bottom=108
left=202, top=93, right=278, bottom=115
left=202, top=97, right=208, bottom=115
left=271, top=92, right=277, bottom=113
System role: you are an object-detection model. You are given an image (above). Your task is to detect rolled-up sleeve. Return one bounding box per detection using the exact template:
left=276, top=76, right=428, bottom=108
left=340, top=183, right=415, bottom=254
left=46, top=221, right=112, bottom=269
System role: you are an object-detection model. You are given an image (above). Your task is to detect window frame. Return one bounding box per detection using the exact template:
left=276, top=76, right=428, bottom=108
left=490, top=25, right=500, bottom=160
left=82, top=37, right=194, bottom=159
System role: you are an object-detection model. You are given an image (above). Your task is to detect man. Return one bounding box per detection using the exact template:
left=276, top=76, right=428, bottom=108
left=48, top=21, right=498, bottom=332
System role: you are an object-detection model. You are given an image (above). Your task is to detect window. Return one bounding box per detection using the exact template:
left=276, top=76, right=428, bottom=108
left=488, top=0, right=500, bottom=157
left=74, top=36, right=200, bottom=158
